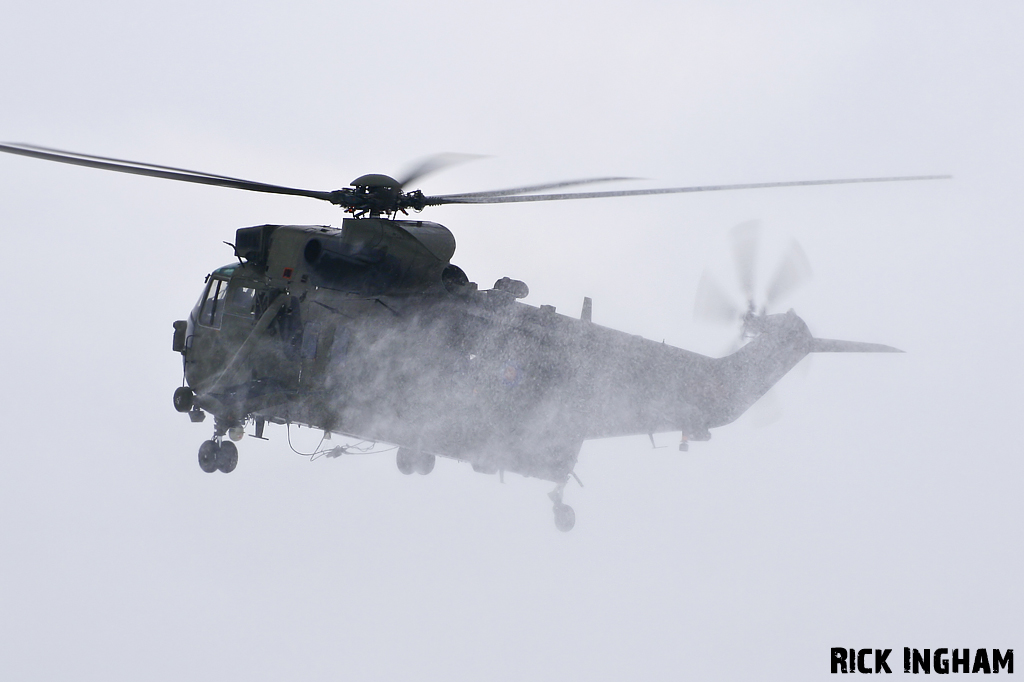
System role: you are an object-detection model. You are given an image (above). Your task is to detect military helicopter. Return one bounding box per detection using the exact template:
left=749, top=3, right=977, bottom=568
left=0, top=142, right=944, bottom=530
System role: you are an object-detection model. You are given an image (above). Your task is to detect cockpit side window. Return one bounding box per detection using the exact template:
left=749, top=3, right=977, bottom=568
left=198, top=277, right=229, bottom=328
left=225, top=285, right=256, bottom=317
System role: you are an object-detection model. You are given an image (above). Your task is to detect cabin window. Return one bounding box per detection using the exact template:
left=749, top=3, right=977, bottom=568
left=198, top=277, right=229, bottom=328
left=225, top=285, right=256, bottom=317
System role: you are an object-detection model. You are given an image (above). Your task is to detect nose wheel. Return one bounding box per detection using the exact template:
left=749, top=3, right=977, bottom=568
left=197, top=439, right=239, bottom=473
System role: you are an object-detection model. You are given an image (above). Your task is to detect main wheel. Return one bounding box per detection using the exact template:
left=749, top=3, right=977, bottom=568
left=217, top=441, right=238, bottom=473
left=553, top=503, right=576, bottom=532
left=173, top=387, right=195, bottom=413
left=198, top=440, right=219, bottom=473
left=416, top=453, right=436, bottom=475
left=396, top=448, right=416, bottom=475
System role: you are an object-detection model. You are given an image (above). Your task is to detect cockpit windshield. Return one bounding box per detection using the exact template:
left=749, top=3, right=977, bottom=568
left=195, top=271, right=266, bottom=330
left=197, top=277, right=229, bottom=328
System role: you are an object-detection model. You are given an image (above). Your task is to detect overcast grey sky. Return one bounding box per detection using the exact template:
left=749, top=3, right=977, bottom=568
left=0, top=2, right=1021, bottom=680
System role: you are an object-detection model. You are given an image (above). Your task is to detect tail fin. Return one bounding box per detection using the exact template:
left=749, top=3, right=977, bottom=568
left=810, top=338, right=903, bottom=353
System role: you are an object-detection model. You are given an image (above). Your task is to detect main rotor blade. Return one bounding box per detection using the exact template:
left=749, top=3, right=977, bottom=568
left=397, top=153, right=486, bottom=188
left=426, top=174, right=951, bottom=205
left=730, top=220, right=760, bottom=303
left=694, top=272, right=742, bottom=325
left=764, top=240, right=812, bottom=311
left=0, top=142, right=335, bottom=202
left=439, top=177, right=638, bottom=199
left=7, top=143, right=253, bottom=181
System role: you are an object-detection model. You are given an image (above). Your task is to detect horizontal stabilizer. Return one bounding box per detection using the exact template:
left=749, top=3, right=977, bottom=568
left=810, top=338, right=904, bottom=353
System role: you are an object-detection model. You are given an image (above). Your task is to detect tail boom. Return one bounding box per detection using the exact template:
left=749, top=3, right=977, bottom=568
left=704, top=312, right=901, bottom=428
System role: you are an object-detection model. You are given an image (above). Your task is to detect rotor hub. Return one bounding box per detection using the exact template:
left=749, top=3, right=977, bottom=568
left=350, top=173, right=400, bottom=189
left=326, top=174, right=428, bottom=217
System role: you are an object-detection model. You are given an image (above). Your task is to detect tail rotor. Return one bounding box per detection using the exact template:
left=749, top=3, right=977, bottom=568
left=694, top=220, right=813, bottom=344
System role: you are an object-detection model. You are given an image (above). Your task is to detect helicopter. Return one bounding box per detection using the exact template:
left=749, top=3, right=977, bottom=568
left=0, top=142, right=944, bottom=530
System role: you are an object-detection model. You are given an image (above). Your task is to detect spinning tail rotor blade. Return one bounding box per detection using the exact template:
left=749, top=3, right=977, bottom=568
left=764, top=240, right=813, bottom=310
left=694, top=272, right=742, bottom=324
left=730, top=220, right=760, bottom=302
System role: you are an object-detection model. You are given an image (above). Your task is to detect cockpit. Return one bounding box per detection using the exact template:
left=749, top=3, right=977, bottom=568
left=193, top=265, right=261, bottom=330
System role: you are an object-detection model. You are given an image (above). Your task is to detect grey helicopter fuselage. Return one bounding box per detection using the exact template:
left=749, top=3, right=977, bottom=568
left=175, top=217, right=823, bottom=484
left=0, top=142, right=922, bottom=531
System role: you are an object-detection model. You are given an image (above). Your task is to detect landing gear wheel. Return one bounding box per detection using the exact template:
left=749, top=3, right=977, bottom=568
left=173, top=387, right=195, bottom=413
left=396, top=448, right=416, bottom=475
left=216, top=441, right=238, bottom=473
left=198, top=440, right=219, bottom=473
left=553, top=503, right=576, bottom=532
left=416, top=453, right=435, bottom=475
